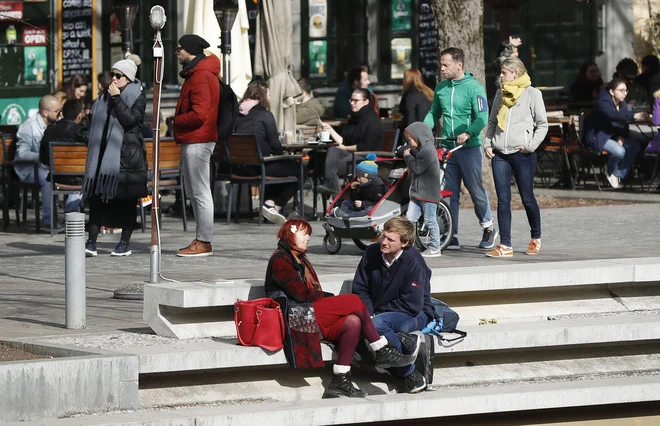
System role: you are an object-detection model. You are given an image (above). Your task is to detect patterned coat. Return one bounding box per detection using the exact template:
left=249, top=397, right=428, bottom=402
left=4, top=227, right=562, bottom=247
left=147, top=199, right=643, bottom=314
left=264, top=240, right=331, bottom=369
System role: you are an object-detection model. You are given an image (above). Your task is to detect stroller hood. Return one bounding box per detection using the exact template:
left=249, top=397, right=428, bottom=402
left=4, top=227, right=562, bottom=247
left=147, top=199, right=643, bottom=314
left=404, top=122, right=435, bottom=150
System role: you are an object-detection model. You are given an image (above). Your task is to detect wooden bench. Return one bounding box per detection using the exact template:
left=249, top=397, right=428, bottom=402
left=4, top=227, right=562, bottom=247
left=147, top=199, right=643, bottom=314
left=49, top=142, right=88, bottom=235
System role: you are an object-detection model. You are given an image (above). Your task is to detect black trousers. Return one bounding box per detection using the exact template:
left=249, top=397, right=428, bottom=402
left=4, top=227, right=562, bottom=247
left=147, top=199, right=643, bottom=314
left=262, top=160, right=307, bottom=208
left=323, top=147, right=364, bottom=192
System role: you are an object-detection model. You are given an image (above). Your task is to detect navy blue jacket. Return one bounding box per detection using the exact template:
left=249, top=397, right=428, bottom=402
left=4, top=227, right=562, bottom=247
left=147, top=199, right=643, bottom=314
left=352, top=243, right=434, bottom=320
left=583, top=89, right=634, bottom=152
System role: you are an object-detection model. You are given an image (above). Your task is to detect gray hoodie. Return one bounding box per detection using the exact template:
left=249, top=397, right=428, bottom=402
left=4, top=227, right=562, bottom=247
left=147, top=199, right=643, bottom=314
left=404, top=122, right=442, bottom=203
left=484, top=86, right=548, bottom=155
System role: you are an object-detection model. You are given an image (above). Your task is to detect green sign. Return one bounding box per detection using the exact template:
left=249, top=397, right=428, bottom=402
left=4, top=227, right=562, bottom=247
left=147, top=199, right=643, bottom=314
left=392, top=0, right=412, bottom=32
left=309, top=40, right=327, bottom=78
left=0, top=97, right=41, bottom=125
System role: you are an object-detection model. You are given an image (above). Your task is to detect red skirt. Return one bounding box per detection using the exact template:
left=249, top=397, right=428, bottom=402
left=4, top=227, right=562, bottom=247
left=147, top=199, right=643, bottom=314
left=312, top=294, right=367, bottom=342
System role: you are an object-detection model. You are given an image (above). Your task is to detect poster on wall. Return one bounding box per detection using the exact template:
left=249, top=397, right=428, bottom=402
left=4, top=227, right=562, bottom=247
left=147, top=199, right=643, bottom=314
left=390, top=38, right=412, bottom=80
left=418, top=0, right=437, bottom=87
left=309, top=40, right=327, bottom=78
left=391, top=0, right=411, bottom=32
left=23, top=27, right=48, bottom=86
left=0, top=96, right=40, bottom=125
left=58, top=0, right=95, bottom=89
left=308, top=0, right=327, bottom=38
left=0, top=2, right=23, bottom=21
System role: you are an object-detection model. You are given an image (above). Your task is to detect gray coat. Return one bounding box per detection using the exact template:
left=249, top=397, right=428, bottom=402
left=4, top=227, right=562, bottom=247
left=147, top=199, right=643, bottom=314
left=14, top=113, right=48, bottom=181
left=404, top=122, right=441, bottom=203
left=484, top=86, right=548, bottom=155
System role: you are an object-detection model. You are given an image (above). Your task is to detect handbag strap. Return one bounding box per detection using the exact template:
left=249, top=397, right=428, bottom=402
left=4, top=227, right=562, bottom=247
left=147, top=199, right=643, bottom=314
left=438, top=329, right=467, bottom=342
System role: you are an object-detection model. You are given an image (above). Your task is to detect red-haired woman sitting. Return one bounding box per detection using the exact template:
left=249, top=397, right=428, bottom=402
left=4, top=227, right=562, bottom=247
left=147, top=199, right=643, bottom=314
left=264, top=218, right=415, bottom=398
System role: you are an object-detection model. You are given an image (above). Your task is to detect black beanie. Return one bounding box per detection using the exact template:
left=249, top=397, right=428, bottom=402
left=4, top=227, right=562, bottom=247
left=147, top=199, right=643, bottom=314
left=178, top=34, right=210, bottom=56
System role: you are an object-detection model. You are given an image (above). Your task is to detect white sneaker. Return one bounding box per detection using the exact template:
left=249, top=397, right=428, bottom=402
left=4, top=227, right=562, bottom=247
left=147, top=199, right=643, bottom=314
left=261, top=205, right=286, bottom=225
left=607, top=174, right=620, bottom=189
left=422, top=248, right=441, bottom=258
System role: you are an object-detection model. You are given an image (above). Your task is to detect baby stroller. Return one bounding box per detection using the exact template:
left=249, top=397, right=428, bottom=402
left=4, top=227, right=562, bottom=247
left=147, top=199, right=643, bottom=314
left=323, top=148, right=456, bottom=254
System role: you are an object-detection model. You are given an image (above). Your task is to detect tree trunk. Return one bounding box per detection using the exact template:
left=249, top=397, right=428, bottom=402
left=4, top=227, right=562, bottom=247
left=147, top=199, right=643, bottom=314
left=429, top=0, right=496, bottom=208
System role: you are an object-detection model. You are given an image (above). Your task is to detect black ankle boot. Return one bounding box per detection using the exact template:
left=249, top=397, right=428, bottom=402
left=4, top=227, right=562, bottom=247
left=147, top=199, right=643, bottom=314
left=322, top=372, right=367, bottom=398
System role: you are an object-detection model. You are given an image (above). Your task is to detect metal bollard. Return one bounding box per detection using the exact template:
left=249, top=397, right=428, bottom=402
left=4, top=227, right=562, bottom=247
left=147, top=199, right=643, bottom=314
left=65, top=212, right=86, bottom=329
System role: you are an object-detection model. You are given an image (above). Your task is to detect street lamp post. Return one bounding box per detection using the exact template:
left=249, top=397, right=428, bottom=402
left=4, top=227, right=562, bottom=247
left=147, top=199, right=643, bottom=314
left=214, top=0, right=239, bottom=83
left=113, top=1, right=139, bottom=57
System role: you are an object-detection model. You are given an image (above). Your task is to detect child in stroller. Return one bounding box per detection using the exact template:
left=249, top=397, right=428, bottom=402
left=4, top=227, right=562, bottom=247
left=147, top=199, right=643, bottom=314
left=330, top=153, right=386, bottom=218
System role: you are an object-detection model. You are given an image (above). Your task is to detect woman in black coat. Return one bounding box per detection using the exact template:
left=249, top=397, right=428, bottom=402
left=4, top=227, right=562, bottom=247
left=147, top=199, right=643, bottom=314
left=82, top=59, right=148, bottom=257
left=317, top=88, right=384, bottom=196
left=233, top=80, right=306, bottom=225
left=399, top=69, right=433, bottom=128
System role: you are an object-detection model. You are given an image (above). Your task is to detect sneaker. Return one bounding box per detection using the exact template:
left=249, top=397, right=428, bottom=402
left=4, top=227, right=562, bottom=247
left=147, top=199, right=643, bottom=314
left=486, top=245, right=513, bottom=258
left=404, top=369, right=427, bottom=394
left=261, top=205, right=286, bottom=225
left=607, top=174, right=621, bottom=189
left=85, top=240, right=97, bottom=257
left=176, top=239, right=213, bottom=257
left=479, top=227, right=498, bottom=249
left=373, top=345, right=416, bottom=369
left=422, top=247, right=442, bottom=258
left=446, top=237, right=460, bottom=250
left=526, top=239, right=541, bottom=256
left=110, top=240, right=132, bottom=257
left=322, top=372, right=367, bottom=399
left=330, top=206, right=348, bottom=218
left=396, top=332, right=422, bottom=358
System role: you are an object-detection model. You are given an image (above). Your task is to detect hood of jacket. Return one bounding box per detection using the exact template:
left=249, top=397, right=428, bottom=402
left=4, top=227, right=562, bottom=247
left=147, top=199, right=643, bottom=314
left=404, top=122, right=435, bottom=151
left=180, top=54, right=221, bottom=79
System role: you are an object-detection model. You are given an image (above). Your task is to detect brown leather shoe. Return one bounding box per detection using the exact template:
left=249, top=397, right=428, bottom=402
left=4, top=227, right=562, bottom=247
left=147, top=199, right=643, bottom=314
left=176, top=239, right=213, bottom=257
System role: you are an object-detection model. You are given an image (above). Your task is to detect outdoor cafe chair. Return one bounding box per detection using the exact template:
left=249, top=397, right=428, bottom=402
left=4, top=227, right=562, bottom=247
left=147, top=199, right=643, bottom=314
left=48, top=141, right=87, bottom=236
left=223, top=133, right=305, bottom=225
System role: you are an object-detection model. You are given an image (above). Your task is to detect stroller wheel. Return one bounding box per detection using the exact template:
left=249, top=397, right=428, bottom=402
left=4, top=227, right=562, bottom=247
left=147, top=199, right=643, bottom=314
left=324, top=232, right=342, bottom=254
left=414, top=200, right=454, bottom=252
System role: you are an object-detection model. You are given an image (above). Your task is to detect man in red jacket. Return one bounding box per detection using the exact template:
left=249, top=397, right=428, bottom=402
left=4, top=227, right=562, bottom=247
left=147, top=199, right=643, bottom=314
left=173, top=34, right=220, bottom=257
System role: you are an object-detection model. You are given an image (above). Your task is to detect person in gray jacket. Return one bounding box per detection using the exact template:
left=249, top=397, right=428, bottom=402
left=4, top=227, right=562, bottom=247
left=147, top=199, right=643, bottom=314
left=483, top=56, right=548, bottom=258
left=402, top=122, right=442, bottom=257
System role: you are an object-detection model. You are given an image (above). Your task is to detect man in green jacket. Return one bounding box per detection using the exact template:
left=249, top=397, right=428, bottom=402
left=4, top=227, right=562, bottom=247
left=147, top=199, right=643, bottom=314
left=423, top=47, right=497, bottom=250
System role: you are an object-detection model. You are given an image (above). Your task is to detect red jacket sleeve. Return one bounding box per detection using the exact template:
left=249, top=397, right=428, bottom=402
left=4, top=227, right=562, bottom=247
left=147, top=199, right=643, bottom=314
left=175, top=74, right=214, bottom=130
left=271, top=255, right=325, bottom=303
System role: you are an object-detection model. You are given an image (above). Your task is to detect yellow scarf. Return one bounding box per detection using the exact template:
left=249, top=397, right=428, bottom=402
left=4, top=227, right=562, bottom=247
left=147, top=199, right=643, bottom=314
left=497, top=73, right=531, bottom=130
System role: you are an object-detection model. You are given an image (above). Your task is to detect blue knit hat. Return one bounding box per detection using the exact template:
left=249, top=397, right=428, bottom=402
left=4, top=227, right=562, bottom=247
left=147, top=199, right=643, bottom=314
left=356, top=153, right=378, bottom=179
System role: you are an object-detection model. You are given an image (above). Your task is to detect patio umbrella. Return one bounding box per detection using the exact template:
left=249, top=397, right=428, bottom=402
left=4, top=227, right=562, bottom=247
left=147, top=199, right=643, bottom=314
left=254, top=0, right=302, bottom=133
left=181, top=0, right=252, bottom=97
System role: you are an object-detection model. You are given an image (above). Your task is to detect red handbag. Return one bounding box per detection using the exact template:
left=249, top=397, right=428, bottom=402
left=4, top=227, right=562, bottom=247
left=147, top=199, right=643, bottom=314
left=234, top=298, right=285, bottom=351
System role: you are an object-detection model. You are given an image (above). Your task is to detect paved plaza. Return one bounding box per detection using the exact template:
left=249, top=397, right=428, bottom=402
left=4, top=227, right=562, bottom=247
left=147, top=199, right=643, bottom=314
left=0, top=189, right=658, bottom=340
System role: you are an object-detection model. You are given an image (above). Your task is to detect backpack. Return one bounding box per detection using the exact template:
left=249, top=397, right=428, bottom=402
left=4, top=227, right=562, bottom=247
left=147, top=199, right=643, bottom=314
left=422, top=297, right=467, bottom=342
left=217, top=80, right=239, bottom=142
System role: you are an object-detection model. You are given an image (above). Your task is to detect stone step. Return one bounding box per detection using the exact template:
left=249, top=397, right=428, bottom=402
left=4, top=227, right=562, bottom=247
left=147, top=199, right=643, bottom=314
left=84, top=313, right=660, bottom=374
left=11, top=375, right=660, bottom=425
left=138, top=347, right=660, bottom=407
left=143, top=257, right=660, bottom=339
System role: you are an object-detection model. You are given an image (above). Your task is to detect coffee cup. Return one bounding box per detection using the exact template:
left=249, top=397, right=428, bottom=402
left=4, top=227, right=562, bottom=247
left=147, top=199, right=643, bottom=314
left=318, top=131, right=330, bottom=142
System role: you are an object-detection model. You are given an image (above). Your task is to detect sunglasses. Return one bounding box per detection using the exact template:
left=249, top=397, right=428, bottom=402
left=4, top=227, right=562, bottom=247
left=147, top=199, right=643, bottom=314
left=349, top=98, right=366, bottom=104
left=111, top=72, right=124, bottom=80
left=176, top=46, right=183, bottom=53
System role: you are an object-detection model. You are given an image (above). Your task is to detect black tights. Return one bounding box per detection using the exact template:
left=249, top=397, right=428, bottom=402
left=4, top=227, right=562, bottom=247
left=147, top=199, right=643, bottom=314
left=88, top=224, right=134, bottom=244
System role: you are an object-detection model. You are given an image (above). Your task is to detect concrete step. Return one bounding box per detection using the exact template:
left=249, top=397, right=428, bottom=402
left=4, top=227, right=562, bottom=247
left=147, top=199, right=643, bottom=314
left=42, top=312, right=660, bottom=374
left=11, top=375, right=660, bottom=425
left=143, top=257, right=660, bottom=339
left=138, top=346, right=660, bottom=408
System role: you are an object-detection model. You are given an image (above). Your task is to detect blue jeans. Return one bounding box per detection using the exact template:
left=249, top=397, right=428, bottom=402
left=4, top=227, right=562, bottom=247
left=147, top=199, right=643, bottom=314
left=406, top=199, right=440, bottom=250
left=339, top=200, right=372, bottom=217
left=492, top=150, right=541, bottom=247
left=21, top=167, right=82, bottom=226
left=444, top=146, right=493, bottom=236
left=372, top=311, right=428, bottom=378
left=603, top=136, right=643, bottom=179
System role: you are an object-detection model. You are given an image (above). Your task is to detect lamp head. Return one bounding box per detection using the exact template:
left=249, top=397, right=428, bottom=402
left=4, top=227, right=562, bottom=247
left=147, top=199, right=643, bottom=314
left=214, top=0, right=239, bottom=30
left=149, top=5, right=166, bottom=30
left=113, top=3, right=139, bottom=30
